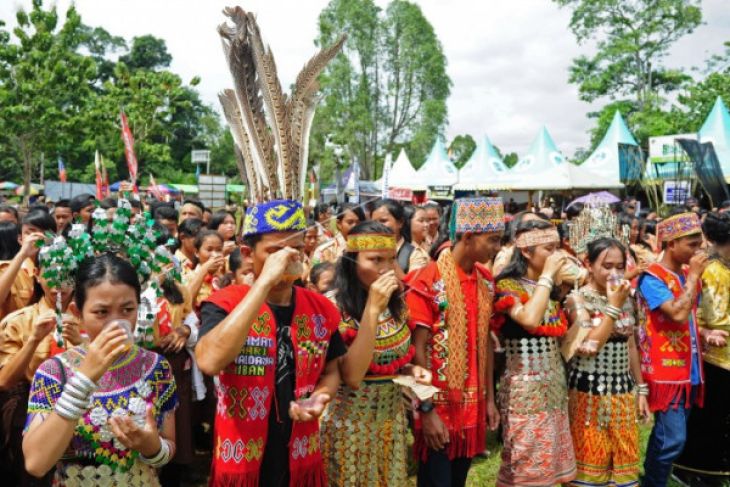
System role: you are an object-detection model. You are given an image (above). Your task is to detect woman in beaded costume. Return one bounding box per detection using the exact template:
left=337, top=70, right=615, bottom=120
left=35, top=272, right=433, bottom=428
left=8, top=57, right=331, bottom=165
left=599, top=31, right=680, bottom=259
left=563, top=238, right=651, bottom=486
left=320, top=221, right=431, bottom=486
left=492, top=218, right=577, bottom=486
left=23, top=253, right=177, bottom=486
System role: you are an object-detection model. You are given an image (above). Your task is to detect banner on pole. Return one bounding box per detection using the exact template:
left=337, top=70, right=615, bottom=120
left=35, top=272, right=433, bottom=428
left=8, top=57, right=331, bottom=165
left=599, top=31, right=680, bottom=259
left=120, top=110, right=138, bottom=186
left=94, top=150, right=103, bottom=199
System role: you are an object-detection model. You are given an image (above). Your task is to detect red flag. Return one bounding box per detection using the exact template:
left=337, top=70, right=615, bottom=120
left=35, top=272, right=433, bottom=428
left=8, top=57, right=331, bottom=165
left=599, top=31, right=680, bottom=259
left=149, top=174, right=163, bottom=201
left=94, top=151, right=103, bottom=200
left=120, top=110, right=138, bottom=185
left=57, top=157, right=67, bottom=183
left=101, top=159, right=110, bottom=197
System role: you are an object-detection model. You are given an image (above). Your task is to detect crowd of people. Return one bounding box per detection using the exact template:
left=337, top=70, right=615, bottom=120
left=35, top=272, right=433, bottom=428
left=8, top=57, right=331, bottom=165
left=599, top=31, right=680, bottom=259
left=0, top=190, right=728, bottom=487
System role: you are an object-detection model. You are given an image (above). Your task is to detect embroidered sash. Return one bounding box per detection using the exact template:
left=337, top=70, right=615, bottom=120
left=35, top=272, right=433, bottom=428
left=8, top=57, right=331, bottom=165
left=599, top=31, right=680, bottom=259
left=206, top=285, right=335, bottom=487
left=637, top=263, right=704, bottom=412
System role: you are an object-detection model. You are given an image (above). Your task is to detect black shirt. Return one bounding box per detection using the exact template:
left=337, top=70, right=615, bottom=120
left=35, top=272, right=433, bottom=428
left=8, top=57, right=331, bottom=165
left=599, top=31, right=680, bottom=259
left=199, top=294, right=346, bottom=487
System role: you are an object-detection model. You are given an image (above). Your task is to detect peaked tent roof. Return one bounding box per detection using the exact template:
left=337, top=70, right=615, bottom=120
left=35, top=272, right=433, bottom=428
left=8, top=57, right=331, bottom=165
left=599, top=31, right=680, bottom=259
left=510, top=126, right=571, bottom=190
left=455, top=135, right=515, bottom=190
left=699, top=96, right=730, bottom=178
left=415, top=138, right=459, bottom=187
left=570, top=111, right=635, bottom=188
left=389, top=149, right=424, bottom=189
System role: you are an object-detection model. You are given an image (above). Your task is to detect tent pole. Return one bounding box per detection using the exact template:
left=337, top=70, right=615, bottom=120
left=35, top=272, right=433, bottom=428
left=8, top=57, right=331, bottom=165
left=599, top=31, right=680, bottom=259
left=528, top=190, right=534, bottom=211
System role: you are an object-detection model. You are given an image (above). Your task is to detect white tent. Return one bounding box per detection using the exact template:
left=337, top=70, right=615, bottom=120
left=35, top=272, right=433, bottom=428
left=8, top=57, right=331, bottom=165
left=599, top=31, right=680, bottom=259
left=388, top=149, right=425, bottom=190
left=455, top=135, right=515, bottom=190
left=699, top=96, right=730, bottom=181
left=510, top=126, right=571, bottom=190
left=569, top=111, right=636, bottom=188
left=415, top=138, right=459, bottom=187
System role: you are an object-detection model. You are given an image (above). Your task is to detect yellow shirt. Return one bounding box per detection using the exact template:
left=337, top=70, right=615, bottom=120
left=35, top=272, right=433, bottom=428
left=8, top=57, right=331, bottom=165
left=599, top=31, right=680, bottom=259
left=700, top=259, right=730, bottom=370
left=0, top=300, right=54, bottom=383
left=0, top=258, right=35, bottom=319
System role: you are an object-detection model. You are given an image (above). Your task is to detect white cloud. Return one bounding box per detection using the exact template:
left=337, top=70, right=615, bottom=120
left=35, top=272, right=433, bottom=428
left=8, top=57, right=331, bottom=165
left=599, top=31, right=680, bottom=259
left=1, top=0, right=727, bottom=160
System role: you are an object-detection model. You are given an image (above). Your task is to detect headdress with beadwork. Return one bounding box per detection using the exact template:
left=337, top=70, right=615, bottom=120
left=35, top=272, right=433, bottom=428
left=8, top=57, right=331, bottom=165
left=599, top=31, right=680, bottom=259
left=37, top=199, right=181, bottom=348
left=568, top=204, right=628, bottom=254
left=216, top=7, right=346, bottom=236
left=346, top=234, right=397, bottom=253
left=656, top=212, right=702, bottom=251
left=448, top=197, right=505, bottom=241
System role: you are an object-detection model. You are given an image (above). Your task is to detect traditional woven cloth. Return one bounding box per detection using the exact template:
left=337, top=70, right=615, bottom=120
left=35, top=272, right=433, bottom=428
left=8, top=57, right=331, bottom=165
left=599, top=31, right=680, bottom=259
left=205, top=285, right=339, bottom=487
left=568, top=391, right=639, bottom=487
left=405, top=253, right=492, bottom=460
left=242, top=199, right=307, bottom=237
left=497, top=336, right=576, bottom=486
left=637, top=263, right=704, bottom=412
left=449, top=196, right=505, bottom=240
left=25, top=346, right=177, bottom=478
left=514, top=227, right=560, bottom=249
left=320, top=309, right=413, bottom=486
left=493, top=278, right=569, bottom=337
left=655, top=212, right=702, bottom=251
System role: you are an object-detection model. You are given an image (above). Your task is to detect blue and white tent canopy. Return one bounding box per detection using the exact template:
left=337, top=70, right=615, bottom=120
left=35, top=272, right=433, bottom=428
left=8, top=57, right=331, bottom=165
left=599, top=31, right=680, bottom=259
left=415, top=138, right=459, bottom=187
left=511, top=126, right=571, bottom=190
left=569, top=111, right=635, bottom=188
left=699, top=96, right=730, bottom=180
left=455, top=135, right=515, bottom=190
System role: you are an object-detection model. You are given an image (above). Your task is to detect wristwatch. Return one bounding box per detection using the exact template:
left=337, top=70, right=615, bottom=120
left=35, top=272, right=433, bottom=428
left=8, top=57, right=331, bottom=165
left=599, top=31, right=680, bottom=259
left=418, top=401, right=435, bottom=414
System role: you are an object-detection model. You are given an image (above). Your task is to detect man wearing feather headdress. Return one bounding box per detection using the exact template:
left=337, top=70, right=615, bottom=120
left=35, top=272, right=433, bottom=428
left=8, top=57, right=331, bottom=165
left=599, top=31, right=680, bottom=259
left=195, top=7, right=349, bottom=487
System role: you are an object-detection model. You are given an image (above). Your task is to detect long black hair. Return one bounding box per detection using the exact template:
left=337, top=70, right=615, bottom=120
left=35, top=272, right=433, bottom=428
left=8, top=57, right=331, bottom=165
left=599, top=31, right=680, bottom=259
left=74, top=253, right=141, bottom=311
left=586, top=237, right=627, bottom=267
left=21, top=208, right=56, bottom=234
left=334, top=221, right=404, bottom=321
left=496, top=219, right=556, bottom=283
left=207, top=210, right=237, bottom=240
left=637, top=219, right=657, bottom=250
left=0, top=222, right=20, bottom=260
left=703, top=212, right=730, bottom=246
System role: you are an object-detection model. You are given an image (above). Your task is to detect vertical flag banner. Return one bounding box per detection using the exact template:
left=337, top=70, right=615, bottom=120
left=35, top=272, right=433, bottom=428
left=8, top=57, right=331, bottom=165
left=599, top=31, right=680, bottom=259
left=149, top=174, right=163, bottom=201
left=381, top=154, right=392, bottom=199
left=352, top=160, right=360, bottom=203
left=94, top=150, right=103, bottom=199
left=120, top=110, right=138, bottom=186
left=58, top=157, right=67, bottom=183
left=101, top=155, right=110, bottom=197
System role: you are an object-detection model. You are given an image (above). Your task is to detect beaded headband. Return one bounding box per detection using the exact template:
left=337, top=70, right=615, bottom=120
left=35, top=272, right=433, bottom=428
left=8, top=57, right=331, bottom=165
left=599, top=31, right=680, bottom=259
left=514, top=227, right=560, bottom=249
left=656, top=212, right=702, bottom=251
left=346, top=234, right=397, bottom=252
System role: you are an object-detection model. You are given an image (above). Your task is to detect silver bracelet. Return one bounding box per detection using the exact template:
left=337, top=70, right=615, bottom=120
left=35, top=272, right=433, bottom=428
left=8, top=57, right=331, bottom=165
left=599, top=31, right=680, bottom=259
left=538, top=274, right=554, bottom=285
left=139, top=438, right=172, bottom=467
left=71, top=371, right=98, bottom=392
left=54, top=397, right=87, bottom=422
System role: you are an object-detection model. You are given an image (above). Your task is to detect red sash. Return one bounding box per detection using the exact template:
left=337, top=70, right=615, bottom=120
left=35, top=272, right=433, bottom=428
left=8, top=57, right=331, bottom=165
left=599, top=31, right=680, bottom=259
left=637, top=263, right=704, bottom=412
left=205, top=285, right=337, bottom=487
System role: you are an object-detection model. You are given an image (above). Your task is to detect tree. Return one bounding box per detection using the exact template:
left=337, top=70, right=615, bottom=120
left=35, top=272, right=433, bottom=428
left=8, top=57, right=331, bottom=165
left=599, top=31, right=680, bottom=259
left=119, top=35, right=172, bottom=71
left=493, top=145, right=519, bottom=168
left=554, top=0, right=701, bottom=109
left=448, top=134, right=476, bottom=168
left=0, top=0, right=97, bottom=203
left=313, top=0, right=450, bottom=181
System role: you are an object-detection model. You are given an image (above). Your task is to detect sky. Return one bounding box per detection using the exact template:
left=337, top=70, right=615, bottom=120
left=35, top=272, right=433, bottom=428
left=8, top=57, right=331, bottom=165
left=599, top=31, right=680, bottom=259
left=1, top=0, right=728, bottom=161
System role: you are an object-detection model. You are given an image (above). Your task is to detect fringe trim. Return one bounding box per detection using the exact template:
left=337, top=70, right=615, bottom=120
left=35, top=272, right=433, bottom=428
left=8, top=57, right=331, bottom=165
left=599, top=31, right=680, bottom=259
left=208, top=468, right=259, bottom=487
left=290, top=463, right=327, bottom=487
left=414, top=423, right=487, bottom=462
left=648, top=382, right=704, bottom=412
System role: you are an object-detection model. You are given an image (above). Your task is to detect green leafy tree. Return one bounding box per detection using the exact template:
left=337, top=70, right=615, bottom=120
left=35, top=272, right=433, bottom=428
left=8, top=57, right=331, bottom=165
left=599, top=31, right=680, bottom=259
left=448, top=134, right=476, bottom=168
left=119, top=35, right=172, bottom=71
left=0, top=0, right=97, bottom=203
left=313, top=0, right=450, bottom=180
left=554, top=0, right=701, bottom=109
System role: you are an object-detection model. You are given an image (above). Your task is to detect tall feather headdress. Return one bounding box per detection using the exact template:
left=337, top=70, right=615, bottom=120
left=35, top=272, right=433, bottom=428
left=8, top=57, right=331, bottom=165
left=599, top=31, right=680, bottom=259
left=218, top=6, right=346, bottom=210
